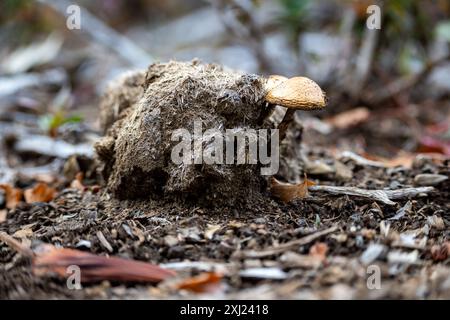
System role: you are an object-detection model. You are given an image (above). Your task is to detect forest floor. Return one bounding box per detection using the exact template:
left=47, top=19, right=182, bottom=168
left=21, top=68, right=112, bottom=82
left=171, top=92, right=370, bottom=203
left=1, top=96, right=449, bottom=299
left=1, top=3, right=450, bottom=299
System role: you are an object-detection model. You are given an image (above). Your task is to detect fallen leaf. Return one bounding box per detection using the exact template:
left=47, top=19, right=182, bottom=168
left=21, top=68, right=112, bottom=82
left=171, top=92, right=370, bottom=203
left=326, top=107, right=370, bottom=129
left=270, top=176, right=316, bottom=203
left=430, top=242, right=450, bottom=262
left=24, top=182, right=56, bottom=203
left=33, top=244, right=175, bottom=283
left=177, top=272, right=223, bottom=293
left=70, top=172, right=85, bottom=191
left=309, top=242, right=328, bottom=262
left=418, top=135, right=450, bottom=156
left=0, top=184, right=23, bottom=209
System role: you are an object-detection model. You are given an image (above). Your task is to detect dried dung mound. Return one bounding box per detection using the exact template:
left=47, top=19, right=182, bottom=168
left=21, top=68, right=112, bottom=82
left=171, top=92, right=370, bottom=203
left=95, top=60, right=270, bottom=207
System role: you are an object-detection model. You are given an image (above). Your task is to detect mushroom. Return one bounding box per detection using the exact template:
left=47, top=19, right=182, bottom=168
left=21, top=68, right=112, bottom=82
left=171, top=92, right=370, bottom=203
left=263, top=76, right=327, bottom=141
left=258, top=75, right=288, bottom=124
left=265, top=75, right=289, bottom=92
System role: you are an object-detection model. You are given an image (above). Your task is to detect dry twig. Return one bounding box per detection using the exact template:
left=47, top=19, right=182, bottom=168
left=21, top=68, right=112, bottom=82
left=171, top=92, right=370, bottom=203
left=0, top=231, right=35, bottom=258
left=232, top=226, right=338, bottom=259
left=308, top=186, right=435, bottom=205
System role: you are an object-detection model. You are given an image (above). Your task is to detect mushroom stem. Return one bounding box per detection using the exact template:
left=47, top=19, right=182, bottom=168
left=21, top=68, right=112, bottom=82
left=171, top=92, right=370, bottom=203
left=277, top=109, right=296, bottom=142
left=257, top=103, right=276, bottom=126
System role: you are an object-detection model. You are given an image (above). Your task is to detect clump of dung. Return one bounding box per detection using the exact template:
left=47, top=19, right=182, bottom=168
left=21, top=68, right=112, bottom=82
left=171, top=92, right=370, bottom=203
left=95, top=60, right=269, bottom=207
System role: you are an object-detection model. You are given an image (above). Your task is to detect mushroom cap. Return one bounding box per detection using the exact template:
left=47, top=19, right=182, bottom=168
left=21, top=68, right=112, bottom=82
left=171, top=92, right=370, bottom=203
left=265, top=76, right=327, bottom=110
left=265, top=75, right=288, bottom=92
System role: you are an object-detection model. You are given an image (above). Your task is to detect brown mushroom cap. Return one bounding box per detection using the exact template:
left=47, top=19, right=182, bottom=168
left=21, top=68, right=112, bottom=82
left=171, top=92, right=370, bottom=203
left=264, top=76, right=327, bottom=110
left=264, top=75, right=288, bottom=92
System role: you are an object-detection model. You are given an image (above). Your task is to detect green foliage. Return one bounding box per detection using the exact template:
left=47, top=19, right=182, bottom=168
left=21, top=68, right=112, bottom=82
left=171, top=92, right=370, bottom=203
left=39, top=109, right=83, bottom=137
left=0, top=0, right=32, bottom=21
left=384, top=0, right=432, bottom=44
left=277, top=0, right=311, bottom=38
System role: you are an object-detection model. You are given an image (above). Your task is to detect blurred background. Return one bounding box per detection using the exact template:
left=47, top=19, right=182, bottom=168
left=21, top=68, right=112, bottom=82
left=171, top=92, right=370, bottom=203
left=0, top=0, right=449, bottom=183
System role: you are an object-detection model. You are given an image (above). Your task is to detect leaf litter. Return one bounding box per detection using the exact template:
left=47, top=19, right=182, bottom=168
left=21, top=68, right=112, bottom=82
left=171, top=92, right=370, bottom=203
left=0, top=58, right=449, bottom=299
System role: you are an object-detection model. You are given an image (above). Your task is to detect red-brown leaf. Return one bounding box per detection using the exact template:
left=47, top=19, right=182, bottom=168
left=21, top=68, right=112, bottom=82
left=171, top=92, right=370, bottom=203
left=270, top=176, right=316, bottom=203
left=430, top=242, right=450, bottom=262
left=32, top=244, right=175, bottom=283
left=309, top=242, right=329, bottom=262
left=326, top=107, right=370, bottom=129
left=0, top=184, right=23, bottom=209
left=177, top=272, right=223, bottom=293
left=24, top=182, right=57, bottom=203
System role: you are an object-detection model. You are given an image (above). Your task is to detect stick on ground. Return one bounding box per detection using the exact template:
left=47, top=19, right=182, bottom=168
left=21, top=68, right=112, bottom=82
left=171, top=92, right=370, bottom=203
left=0, top=232, right=35, bottom=258
left=232, top=226, right=338, bottom=259
left=308, top=186, right=435, bottom=205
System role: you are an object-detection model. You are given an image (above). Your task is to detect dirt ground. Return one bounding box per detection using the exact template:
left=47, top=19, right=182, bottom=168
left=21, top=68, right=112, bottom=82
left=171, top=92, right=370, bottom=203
left=1, top=94, right=449, bottom=299
left=2, top=0, right=450, bottom=301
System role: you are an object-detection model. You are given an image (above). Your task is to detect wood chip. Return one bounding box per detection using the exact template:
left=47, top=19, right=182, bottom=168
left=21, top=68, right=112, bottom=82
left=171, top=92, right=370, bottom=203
left=360, top=243, right=386, bottom=265
left=388, top=201, right=412, bottom=220
left=0, top=209, right=7, bottom=224
left=279, top=251, right=322, bottom=269
left=239, top=267, right=288, bottom=280
left=13, top=228, right=33, bottom=239
left=427, top=215, right=445, bottom=230
left=413, top=174, right=448, bottom=186
left=204, top=224, right=221, bottom=240
left=96, top=230, right=113, bottom=253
